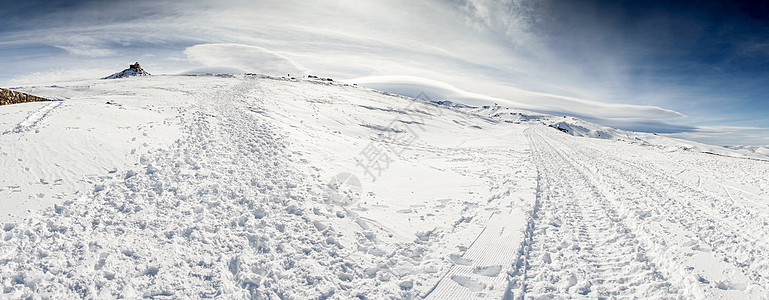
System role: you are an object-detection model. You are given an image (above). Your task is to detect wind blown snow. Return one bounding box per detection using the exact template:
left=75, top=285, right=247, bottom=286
left=1, top=75, right=768, bottom=299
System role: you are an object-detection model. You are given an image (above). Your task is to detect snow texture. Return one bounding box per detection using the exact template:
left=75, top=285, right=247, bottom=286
left=1, top=74, right=768, bottom=299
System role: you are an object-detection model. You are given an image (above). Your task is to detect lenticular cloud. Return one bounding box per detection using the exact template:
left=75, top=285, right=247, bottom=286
left=184, top=43, right=309, bottom=76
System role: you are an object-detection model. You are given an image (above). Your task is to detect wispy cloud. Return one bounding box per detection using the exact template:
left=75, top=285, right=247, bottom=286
left=6, top=68, right=116, bottom=86
left=349, top=75, right=685, bottom=121
left=183, top=44, right=309, bottom=75
left=666, top=126, right=769, bottom=146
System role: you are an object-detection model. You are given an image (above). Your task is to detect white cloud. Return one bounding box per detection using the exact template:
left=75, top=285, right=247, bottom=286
left=665, top=126, right=769, bottom=146
left=7, top=68, right=115, bottom=86
left=56, top=46, right=115, bottom=57
left=183, top=43, right=309, bottom=76
left=349, top=75, right=685, bottom=120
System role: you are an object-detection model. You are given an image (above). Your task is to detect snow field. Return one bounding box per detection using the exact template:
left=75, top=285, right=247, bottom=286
left=1, top=80, right=183, bottom=223
left=2, top=78, right=352, bottom=298
left=247, top=77, right=542, bottom=298
left=1, top=74, right=768, bottom=299
left=1, top=76, right=544, bottom=298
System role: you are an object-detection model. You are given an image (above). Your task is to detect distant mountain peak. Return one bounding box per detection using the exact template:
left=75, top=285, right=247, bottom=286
left=102, top=62, right=151, bottom=79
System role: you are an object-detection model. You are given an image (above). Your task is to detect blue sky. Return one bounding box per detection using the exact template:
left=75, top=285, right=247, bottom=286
left=1, top=0, right=768, bottom=145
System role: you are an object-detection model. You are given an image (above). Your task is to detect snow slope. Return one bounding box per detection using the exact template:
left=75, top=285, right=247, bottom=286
left=1, top=75, right=768, bottom=299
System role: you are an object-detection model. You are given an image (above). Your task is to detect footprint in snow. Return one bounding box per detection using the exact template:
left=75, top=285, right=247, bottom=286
left=449, top=254, right=473, bottom=266
left=472, top=265, right=502, bottom=277
left=542, top=252, right=552, bottom=264
left=450, top=275, right=485, bottom=292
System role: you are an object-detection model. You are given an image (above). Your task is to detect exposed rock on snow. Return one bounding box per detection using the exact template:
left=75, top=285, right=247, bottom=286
left=102, top=62, right=151, bottom=79
left=0, top=88, right=51, bottom=106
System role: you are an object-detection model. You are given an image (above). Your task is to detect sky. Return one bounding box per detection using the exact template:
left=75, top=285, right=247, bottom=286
left=1, top=0, right=768, bottom=146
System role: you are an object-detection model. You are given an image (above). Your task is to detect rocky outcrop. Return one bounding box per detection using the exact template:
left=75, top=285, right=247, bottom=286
left=103, top=62, right=151, bottom=79
left=0, top=88, right=51, bottom=106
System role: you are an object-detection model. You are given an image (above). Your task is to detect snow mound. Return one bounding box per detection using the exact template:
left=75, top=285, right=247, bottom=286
left=102, top=63, right=151, bottom=79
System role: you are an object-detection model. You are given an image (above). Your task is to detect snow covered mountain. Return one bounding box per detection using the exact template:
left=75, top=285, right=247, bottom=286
left=1, top=75, right=768, bottom=299
left=727, top=145, right=769, bottom=157
left=462, top=104, right=769, bottom=161
left=102, top=62, right=151, bottom=79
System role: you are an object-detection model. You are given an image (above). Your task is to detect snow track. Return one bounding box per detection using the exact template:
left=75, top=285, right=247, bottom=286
left=521, top=126, right=769, bottom=299
left=425, top=209, right=525, bottom=299
left=2, top=101, right=61, bottom=135
left=521, top=128, right=677, bottom=298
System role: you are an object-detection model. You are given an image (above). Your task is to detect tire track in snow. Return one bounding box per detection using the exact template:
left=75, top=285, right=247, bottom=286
left=425, top=210, right=526, bottom=299
left=519, top=128, right=678, bottom=299
left=558, top=131, right=769, bottom=291
left=528, top=126, right=769, bottom=298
